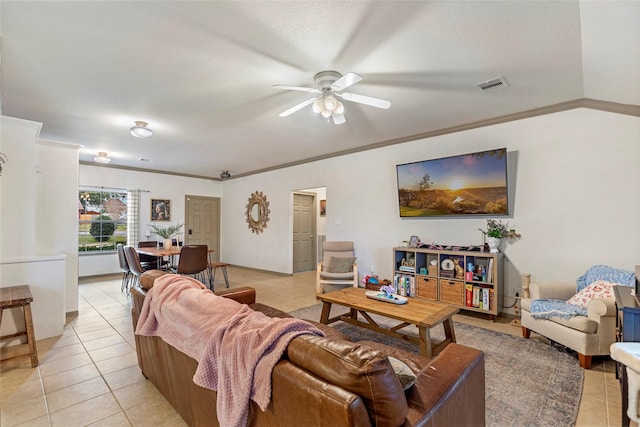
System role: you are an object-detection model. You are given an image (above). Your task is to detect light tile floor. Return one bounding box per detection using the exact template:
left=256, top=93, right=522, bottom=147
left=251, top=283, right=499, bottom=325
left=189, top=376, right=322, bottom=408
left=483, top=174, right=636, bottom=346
left=0, top=267, right=619, bottom=426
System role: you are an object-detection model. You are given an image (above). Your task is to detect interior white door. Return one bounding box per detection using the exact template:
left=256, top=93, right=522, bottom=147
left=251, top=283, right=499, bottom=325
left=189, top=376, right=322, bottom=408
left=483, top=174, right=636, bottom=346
left=185, top=195, right=220, bottom=262
left=293, top=193, right=315, bottom=273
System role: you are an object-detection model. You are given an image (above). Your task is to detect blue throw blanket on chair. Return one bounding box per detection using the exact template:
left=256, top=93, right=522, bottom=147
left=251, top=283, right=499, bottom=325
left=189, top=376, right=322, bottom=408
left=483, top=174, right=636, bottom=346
left=530, top=299, right=587, bottom=319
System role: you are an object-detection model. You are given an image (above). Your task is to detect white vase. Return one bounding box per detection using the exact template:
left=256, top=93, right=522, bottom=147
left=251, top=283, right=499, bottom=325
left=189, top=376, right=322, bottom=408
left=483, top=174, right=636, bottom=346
left=163, top=238, right=173, bottom=249
left=487, top=237, right=501, bottom=253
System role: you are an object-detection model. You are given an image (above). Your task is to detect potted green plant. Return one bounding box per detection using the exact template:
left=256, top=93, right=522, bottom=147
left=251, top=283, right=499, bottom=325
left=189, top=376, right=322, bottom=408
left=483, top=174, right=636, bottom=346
left=149, top=223, right=184, bottom=249
left=478, top=219, right=521, bottom=253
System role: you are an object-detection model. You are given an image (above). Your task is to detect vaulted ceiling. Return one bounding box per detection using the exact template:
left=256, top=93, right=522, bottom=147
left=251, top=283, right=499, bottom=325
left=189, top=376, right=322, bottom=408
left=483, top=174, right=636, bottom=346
left=1, top=1, right=638, bottom=179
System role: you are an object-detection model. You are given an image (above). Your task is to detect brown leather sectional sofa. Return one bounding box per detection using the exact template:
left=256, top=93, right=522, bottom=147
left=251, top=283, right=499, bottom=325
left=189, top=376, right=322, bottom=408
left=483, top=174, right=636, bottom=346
left=131, top=271, right=486, bottom=426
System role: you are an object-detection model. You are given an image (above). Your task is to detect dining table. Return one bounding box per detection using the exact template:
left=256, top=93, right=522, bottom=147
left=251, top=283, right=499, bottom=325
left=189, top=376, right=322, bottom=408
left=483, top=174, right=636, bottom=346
left=135, top=246, right=184, bottom=258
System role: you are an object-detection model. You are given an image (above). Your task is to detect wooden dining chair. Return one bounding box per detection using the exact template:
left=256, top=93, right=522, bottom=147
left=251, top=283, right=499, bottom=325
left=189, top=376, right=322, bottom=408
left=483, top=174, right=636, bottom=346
left=176, top=245, right=209, bottom=285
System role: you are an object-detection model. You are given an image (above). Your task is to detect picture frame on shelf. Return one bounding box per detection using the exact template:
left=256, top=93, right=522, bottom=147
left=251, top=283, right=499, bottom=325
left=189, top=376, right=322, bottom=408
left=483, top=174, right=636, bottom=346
left=409, top=235, right=419, bottom=247
left=151, top=199, right=171, bottom=221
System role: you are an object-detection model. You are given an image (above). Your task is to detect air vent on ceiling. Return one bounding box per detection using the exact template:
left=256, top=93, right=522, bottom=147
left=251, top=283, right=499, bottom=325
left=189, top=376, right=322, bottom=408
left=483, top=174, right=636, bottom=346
left=476, top=76, right=509, bottom=92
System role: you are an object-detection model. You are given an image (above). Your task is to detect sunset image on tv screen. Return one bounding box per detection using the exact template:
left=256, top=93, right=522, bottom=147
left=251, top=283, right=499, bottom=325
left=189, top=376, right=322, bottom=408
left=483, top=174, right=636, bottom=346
left=396, top=148, right=508, bottom=217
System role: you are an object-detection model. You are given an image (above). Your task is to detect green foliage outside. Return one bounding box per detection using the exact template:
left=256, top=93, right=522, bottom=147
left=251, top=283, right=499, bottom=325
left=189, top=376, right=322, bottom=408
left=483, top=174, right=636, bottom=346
left=78, top=222, right=125, bottom=252
left=90, top=215, right=115, bottom=242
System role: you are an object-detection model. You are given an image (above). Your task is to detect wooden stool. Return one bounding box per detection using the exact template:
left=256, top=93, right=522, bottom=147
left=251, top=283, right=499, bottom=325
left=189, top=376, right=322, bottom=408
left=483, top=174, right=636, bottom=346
left=209, top=262, right=231, bottom=290
left=0, top=285, right=38, bottom=367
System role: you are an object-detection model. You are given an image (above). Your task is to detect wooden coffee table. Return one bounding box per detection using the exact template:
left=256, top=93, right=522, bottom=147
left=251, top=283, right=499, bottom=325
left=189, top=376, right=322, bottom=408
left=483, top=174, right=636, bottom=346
left=317, top=287, right=458, bottom=358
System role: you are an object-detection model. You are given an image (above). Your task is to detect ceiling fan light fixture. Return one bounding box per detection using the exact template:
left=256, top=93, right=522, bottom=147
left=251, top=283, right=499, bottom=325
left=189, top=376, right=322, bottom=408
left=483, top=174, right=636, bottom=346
left=312, top=98, right=323, bottom=114
left=323, top=95, right=337, bottom=111
left=273, top=70, right=391, bottom=125
left=130, top=121, right=153, bottom=138
left=94, top=151, right=111, bottom=164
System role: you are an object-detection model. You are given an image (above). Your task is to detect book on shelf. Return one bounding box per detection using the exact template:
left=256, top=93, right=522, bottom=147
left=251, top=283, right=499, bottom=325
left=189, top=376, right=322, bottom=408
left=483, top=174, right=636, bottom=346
left=393, top=274, right=415, bottom=297
left=472, top=287, right=480, bottom=307
left=482, top=287, right=489, bottom=310
left=465, top=284, right=473, bottom=307
left=398, top=266, right=415, bottom=273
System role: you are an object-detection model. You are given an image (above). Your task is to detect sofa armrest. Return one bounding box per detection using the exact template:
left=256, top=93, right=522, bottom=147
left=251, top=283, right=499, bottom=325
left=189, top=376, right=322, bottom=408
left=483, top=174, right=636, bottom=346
left=530, top=281, right=576, bottom=300
left=214, top=286, right=256, bottom=305
left=587, top=297, right=616, bottom=320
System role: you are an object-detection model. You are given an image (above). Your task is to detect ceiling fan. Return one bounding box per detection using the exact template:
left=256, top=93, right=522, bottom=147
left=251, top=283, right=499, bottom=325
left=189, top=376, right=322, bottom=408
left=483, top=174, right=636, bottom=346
left=272, top=71, right=391, bottom=125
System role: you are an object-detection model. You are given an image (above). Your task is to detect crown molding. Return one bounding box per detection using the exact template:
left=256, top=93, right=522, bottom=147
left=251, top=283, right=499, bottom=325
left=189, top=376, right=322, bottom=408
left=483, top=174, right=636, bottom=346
left=239, top=98, right=640, bottom=178
left=580, top=98, right=640, bottom=117
left=80, top=98, right=639, bottom=181
left=78, top=161, right=219, bottom=181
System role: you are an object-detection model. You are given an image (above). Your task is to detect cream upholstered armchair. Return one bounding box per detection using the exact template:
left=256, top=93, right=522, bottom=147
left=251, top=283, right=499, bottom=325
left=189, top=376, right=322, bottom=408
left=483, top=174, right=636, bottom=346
left=520, top=281, right=617, bottom=369
left=316, top=241, right=358, bottom=294
left=521, top=265, right=635, bottom=369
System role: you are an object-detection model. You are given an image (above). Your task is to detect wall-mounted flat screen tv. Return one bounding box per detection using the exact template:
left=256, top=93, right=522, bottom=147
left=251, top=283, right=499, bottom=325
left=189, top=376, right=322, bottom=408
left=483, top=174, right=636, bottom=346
left=396, top=148, right=508, bottom=217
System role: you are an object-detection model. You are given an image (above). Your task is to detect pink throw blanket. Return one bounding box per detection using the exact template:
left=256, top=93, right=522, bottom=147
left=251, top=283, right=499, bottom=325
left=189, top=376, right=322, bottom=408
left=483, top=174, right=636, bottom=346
left=135, top=274, right=324, bottom=427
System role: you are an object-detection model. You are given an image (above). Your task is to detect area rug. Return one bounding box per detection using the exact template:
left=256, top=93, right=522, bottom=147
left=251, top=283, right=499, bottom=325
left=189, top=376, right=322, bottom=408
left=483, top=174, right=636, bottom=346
left=289, top=304, right=584, bottom=427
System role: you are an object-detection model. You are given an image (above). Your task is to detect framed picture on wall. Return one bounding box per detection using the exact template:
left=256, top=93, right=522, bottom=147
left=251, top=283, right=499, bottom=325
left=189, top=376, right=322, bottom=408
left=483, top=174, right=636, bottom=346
left=320, top=199, right=326, bottom=216
left=151, top=199, right=171, bottom=221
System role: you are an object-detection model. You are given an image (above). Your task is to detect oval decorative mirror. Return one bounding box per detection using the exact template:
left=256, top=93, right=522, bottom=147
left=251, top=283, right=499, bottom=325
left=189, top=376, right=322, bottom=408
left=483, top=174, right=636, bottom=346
left=245, top=191, right=271, bottom=234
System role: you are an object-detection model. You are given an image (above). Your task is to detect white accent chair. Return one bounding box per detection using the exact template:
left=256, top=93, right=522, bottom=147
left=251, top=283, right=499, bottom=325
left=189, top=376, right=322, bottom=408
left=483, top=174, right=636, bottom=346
left=520, top=281, right=617, bottom=369
left=316, top=241, right=358, bottom=295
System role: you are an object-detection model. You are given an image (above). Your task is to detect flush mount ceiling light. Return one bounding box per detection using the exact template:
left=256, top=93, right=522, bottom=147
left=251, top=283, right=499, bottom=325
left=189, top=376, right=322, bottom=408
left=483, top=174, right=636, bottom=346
left=94, top=152, right=111, bottom=164
left=130, top=121, right=153, bottom=138
left=220, top=170, right=231, bottom=179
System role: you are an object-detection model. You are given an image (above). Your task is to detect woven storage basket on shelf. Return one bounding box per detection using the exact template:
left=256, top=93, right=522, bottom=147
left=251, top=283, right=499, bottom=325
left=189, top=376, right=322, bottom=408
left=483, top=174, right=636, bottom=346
left=416, top=276, right=438, bottom=301
left=439, top=279, right=464, bottom=305
left=365, top=282, right=381, bottom=291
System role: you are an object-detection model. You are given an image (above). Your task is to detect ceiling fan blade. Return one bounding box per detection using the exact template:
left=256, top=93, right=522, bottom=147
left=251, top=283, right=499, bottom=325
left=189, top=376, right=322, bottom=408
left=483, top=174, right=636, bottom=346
left=278, top=97, right=319, bottom=117
left=271, top=84, right=320, bottom=94
left=337, top=92, right=391, bottom=109
left=330, top=72, right=363, bottom=92
left=332, top=113, right=346, bottom=125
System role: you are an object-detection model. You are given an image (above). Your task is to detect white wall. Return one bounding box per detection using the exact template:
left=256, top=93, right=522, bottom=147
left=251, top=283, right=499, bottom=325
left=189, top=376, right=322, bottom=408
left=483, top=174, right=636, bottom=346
left=1, top=256, right=66, bottom=343
left=220, top=108, right=640, bottom=312
left=0, top=116, right=40, bottom=259
left=36, top=140, right=80, bottom=312
left=0, top=116, right=78, bottom=341
left=78, top=165, right=222, bottom=276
